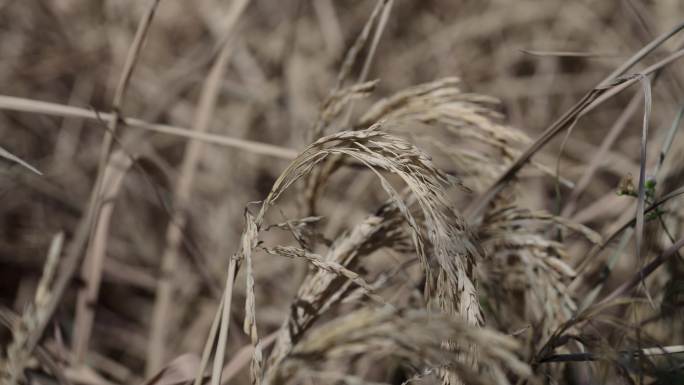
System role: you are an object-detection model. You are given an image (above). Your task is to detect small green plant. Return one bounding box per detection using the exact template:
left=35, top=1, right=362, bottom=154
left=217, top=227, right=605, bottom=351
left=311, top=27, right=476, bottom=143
left=617, top=173, right=666, bottom=221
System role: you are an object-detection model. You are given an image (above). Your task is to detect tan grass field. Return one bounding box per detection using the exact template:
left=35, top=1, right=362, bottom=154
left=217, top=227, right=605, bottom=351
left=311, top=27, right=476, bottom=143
left=1, top=1, right=684, bottom=384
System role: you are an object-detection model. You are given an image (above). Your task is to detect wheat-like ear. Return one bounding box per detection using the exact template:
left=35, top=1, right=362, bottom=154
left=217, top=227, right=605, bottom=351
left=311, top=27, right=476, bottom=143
left=206, top=125, right=482, bottom=384
left=265, top=306, right=530, bottom=385
left=263, top=201, right=406, bottom=377
left=356, top=77, right=570, bottom=192
left=477, top=205, right=595, bottom=363
left=3, top=232, right=64, bottom=385
left=256, top=126, right=480, bottom=319
left=359, top=78, right=526, bottom=148
left=311, top=80, right=379, bottom=140
left=304, top=77, right=530, bottom=217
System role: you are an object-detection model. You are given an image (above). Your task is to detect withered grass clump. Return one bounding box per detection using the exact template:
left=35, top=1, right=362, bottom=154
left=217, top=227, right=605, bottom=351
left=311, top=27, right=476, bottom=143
left=1, top=1, right=684, bottom=385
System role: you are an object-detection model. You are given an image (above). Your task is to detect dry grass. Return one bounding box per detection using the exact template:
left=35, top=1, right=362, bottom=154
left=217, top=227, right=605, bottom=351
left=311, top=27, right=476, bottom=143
left=1, top=1, right=684, bottom=385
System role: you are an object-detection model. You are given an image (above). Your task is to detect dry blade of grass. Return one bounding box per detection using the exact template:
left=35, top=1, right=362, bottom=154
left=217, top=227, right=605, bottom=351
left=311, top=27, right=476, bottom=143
left=0, top=145, right=42, bottom=175
left=633, top=75, right=653, bottom=307
left=220, top=332, right=278, bottom=385
left=520, top=49, right=627, bottom=58
left=192, top=298, right=223, bottom=385
left=211, top=251, right=239, bottom=385
left=72, top=151, right=136, bottom=363
left=599, top=21, right=684, bottom=88
left=340, top=0, right=393, bottom=126
left=539, top=344, right=684, bottom=363
left=0, top=95, right=299, bottom=160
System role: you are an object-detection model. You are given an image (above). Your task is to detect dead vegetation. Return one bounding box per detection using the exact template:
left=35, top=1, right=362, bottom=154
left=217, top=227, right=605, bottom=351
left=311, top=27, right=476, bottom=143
left=1, top=1, right=684, bottom=384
